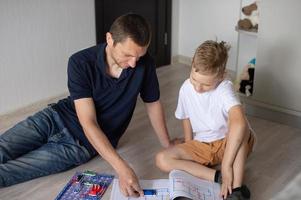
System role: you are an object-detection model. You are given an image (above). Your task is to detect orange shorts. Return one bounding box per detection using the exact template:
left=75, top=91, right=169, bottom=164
left=177, top=132, right=255, bottom=166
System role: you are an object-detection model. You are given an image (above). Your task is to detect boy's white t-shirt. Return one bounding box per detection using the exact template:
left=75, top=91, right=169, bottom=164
left=175, top=79, right=241, bottom=143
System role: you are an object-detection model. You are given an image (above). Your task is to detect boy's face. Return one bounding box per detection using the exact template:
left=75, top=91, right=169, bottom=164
left=189, top=67, right=223, bottom=93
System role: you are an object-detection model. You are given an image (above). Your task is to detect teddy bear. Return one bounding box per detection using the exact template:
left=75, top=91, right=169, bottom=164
left=237, top=58, right=256, bottom=96
left=237, top=1, right=259, bottom=31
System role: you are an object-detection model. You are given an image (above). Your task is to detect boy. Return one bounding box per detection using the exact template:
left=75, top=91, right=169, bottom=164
left=156, top=40, right=255, bottom=200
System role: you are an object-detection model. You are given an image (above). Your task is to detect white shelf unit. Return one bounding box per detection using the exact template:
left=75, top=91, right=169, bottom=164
left=234, top=0, right=301, bottom=126
left=235, top=26, right=257, bottom=37
left=234, top=0, right=258, bottom=96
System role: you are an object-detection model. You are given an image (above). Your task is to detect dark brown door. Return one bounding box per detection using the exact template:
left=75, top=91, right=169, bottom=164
left=95, top=0, right=171, bottom=67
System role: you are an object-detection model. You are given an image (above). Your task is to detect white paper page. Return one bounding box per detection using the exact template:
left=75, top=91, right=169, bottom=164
left=110, top=178, right=170, bottom=200
left=169, top=170, right=222, bottom=200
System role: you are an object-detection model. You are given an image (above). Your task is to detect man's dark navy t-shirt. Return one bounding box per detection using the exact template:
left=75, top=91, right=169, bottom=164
left=53, top=43, right=160, bottom=155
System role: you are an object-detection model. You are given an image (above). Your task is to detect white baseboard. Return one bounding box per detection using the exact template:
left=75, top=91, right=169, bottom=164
left=0, top=92, right=68, bottom=132
left=0, top=92, right=68, bottom=118
left=241, top=95, right=301, bottom=129
left=172, top=55, right=192, bottom=66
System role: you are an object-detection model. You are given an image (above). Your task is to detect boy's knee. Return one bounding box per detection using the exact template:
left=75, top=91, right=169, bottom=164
left=243, top=129, right=251, bottom=144
left=155, top=150, right=171, bottom=172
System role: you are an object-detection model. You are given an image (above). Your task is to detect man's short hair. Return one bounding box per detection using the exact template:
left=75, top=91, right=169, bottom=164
left=192, top=40, right=230, bottom=77
left=109, top=13, right=152, bottom=47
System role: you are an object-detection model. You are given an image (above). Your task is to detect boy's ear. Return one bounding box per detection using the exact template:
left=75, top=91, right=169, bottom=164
left=220, top=70, right=227, bottom=81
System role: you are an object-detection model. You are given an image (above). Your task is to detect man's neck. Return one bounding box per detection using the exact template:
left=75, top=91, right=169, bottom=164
left=105, top=46, right=123, bottom=78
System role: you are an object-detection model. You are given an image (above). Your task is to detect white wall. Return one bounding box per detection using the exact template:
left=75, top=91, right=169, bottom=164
left=172, top=0, right=240, bottom=70
left=253, top=0, right=301, bottom=113
left=0, top=0, right=95, bottom=115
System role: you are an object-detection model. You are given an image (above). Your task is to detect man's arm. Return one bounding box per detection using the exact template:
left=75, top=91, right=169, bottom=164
left=74, top=98, right=143, bottom=197
left=221, top=105, right=248, bottom=198
left=144, top=100, right=172, bottom=148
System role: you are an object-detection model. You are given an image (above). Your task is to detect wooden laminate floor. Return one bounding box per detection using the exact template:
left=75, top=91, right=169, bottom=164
left=1, top=63, right=301, bottom=200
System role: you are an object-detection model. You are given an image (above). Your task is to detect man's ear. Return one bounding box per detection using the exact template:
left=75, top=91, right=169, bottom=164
left=106, top=32, right=114, bottom=47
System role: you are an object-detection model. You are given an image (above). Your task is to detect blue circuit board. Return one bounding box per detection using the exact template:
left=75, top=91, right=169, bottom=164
left=55, top=171, right=114, bottom=200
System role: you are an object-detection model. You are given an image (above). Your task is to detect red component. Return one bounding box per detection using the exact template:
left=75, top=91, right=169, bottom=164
left=88, top=184, right=103, bottom=196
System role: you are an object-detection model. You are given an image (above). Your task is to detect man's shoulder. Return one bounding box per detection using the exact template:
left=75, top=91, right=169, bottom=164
left=70, top=44, right=102, bottom=63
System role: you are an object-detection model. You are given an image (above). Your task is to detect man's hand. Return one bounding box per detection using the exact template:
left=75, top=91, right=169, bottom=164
left=118, top=163, right=144, bottom=198
left=220, top=165, right=233, bottom=199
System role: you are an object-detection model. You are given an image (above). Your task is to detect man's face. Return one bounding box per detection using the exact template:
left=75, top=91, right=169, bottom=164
left=107, top=34, right=148, bottom=69
left=189, top=67, right=222, bottom=93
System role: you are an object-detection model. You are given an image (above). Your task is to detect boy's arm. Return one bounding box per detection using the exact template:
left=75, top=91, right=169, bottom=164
left=182, top=118, right=193, bottom=142
left=221, top=105, right=248, bottom=197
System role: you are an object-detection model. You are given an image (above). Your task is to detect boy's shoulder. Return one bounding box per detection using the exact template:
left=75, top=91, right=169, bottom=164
left=179, top=79, right=192, bottom=93
left=212, top=79, right=237, bottom=99
left=182, top=78, right=191, bottom=87
left=216, top=79, right=235, bottom=91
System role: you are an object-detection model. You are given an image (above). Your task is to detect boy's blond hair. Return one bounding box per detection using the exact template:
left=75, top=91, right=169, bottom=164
left=192, top=40, right=230, bottom=77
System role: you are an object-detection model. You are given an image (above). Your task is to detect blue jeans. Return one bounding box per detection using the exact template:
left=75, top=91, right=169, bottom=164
left=0, top=107, right=92, bottom=187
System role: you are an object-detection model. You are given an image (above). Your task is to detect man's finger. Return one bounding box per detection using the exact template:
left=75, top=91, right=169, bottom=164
left=121, top=187, right=129, bottom=197
left=131, top=182, right=144, bottom=197
left=127, top=187, right=139, bottom=197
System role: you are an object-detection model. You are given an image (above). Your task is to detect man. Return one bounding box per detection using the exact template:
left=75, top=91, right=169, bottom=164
left=0, top=13, right=175, bottom=197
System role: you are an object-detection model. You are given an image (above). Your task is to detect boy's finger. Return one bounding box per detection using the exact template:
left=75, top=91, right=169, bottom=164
left=222, top=192, right=227, bottom=200
left=221, top=184, right=227, bottom=199
left=228, top=186, right=232, bottom=194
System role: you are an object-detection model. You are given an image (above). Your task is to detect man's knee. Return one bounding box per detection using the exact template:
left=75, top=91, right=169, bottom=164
left=0, top=172, right=6, bottom=187
left=0, top=148, right=6, bottom=164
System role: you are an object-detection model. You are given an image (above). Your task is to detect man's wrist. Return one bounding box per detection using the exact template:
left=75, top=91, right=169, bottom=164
left=112, top=157, right=128, bottom=173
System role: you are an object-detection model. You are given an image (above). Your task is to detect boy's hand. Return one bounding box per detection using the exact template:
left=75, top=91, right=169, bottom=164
left=220, top=165, right=233, bottom=199
left=169, top=137, right=184, bottom=146
left=118, top=163, right=144, bottom=198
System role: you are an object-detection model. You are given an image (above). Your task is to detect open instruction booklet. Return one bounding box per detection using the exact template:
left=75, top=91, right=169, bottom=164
left=110, top=170, right=222, bottom=200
